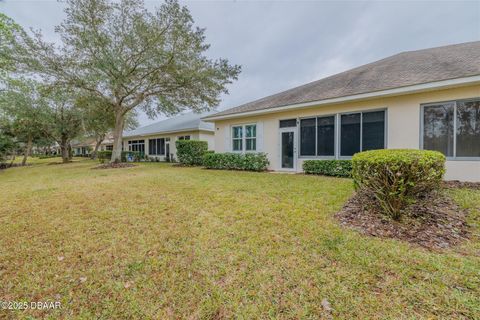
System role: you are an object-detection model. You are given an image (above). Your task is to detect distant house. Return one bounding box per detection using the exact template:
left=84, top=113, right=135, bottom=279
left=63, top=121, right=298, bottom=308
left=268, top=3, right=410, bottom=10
left=72, top=134, right=114, bottom=156
left=203, top=41, right=480, bottom=181
left=122, top=112, right=214, bottom=161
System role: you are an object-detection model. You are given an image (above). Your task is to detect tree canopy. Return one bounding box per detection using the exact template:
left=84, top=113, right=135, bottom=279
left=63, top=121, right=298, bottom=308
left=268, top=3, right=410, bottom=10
left=14, top=0, right=241, bottom=162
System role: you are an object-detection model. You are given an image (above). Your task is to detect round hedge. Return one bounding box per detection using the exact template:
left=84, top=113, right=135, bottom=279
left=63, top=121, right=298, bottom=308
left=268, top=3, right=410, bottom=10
left=352, top=149, right=445, bottom=219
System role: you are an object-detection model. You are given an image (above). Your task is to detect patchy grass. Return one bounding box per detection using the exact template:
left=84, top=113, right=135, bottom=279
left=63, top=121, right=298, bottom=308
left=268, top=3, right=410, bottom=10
left=0, top=158, right=478, bottom=319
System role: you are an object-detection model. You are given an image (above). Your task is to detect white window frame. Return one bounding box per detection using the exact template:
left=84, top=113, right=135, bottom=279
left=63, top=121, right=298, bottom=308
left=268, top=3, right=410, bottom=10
left=231, top=123, right=257, bottom=153
left=420, top=97, right=480, bottom=161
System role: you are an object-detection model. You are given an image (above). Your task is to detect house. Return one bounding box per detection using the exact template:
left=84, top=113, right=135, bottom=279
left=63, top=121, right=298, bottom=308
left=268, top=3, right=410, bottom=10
left=72, top=134, right=114, bottom=156
left=122, top=112, right=214, bottom=161
left=203, top=41, right=480, bottom=182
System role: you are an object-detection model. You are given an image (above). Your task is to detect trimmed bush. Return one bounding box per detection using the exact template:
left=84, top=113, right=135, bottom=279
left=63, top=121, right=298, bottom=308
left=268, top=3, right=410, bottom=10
left=352, top=149, right=446, bottom=220
left=203, top=152, right=269, bottom=171
left=176, top=140, right=208, bottom=166
left=97, top=150, right=112, bottom=163
left=303, top=160, right=352, bottom=177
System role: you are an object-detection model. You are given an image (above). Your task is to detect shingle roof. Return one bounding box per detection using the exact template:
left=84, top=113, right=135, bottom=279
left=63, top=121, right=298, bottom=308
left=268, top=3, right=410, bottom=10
left=206, top=41, right=480, bottom=119
left=123, top=112, right=214, bottom=138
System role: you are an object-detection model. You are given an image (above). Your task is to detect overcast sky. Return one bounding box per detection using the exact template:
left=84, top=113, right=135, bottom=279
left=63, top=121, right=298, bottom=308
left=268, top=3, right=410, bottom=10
left=1, top=0, right=479, bottom=126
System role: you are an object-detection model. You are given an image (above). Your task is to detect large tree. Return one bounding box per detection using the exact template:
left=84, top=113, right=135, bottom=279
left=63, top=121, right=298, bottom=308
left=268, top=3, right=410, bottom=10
left=15, top=0, right=240, bottom=162
left=0, top=79, right=51, bottom=165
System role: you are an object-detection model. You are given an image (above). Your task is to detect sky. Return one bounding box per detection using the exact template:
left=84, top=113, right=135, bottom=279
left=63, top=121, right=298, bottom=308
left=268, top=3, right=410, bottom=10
left=1, top=0, right=479, bottom=126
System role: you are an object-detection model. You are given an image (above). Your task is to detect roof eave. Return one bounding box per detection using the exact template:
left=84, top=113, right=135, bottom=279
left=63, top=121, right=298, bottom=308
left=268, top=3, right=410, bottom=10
left=203, top=75, right=480, bottom=121
left=122, top=127, right=214, bottom=139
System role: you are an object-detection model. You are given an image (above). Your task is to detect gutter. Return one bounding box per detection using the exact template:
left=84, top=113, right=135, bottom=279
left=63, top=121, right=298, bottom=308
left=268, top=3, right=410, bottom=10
left=122, top=127, right=214, bottom=139
left=202, top=75, right=480, bottom=121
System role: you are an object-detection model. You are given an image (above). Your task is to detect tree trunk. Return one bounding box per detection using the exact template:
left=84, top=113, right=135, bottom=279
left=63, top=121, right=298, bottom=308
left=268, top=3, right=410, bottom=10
left=60, top=136, right=69, bottom=163
left=22, top=135, right=33, bottom=166
left=111, top=111, right=125, bottom=163
left=91, top=135, right=104, bottom=160
left=8, top=154, right=15, bottom=168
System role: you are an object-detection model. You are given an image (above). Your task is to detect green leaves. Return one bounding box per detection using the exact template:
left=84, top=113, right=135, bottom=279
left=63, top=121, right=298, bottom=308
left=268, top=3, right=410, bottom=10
left=203, top=153, right=269, bottom=171
left=303, top=160, right=352, bottom=178
left=351, top=149, right=446, bottom=220
left=176, top=140, right=208, bottom=166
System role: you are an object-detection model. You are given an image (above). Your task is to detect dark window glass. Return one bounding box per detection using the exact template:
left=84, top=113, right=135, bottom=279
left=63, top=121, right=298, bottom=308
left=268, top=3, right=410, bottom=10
left=317, top=116, right=335, bottom=156
left=362, top=111, right=385, bottom=151
left=423, top=103, right=454, bottom=157
left=281, top=131, right=294, bottom=168
left=456, top=100, right=480, bottom=157
left=341, top=113, right=361, bottom=156
left=158, top=138, right=165, bottom=155
left=280, top=119, right=297, bottom=128
left=300, top=118, right=316, bottom=156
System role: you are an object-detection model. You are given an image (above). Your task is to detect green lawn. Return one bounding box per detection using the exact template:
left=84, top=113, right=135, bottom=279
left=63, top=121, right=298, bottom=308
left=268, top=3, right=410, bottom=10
left=0, top=158, right=479, bottom=319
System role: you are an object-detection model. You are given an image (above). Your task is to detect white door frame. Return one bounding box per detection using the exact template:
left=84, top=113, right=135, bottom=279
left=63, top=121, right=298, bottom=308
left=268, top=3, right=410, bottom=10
left=278, top=127, right=297, bottom=171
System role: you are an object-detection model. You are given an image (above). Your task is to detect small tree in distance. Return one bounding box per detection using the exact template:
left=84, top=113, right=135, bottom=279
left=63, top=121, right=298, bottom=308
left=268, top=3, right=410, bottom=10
left=15, top=0, right=241, bottom=163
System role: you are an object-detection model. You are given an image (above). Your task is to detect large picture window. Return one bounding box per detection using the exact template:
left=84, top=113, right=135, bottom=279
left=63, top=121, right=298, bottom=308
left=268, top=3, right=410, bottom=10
left=128, top=140, right=145, bottom=153
left=340, top=110, right=385, bottom=156
left=422, top=98, right=480, bottom=158
left=232, top=124, right=256, bottom=152
left=148, top=138, right=165, bottom=155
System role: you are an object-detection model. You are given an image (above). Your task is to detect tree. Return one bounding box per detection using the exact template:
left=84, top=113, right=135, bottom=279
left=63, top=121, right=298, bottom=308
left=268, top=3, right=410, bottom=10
left=0, top=118, right=19, bottom=167
left=0, top=79, right=50, bottom=165
left=0, top=13, right=25, bottom=78
left=44, top=87, right=83, bottom=163
left=14, top=0, right=240, bottom=162
left=76, top=96, right=138, bottom=159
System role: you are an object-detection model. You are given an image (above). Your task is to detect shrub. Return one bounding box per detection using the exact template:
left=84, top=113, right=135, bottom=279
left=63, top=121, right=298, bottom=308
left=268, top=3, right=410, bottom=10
left=97, top=151, right=112, bottom=163
left=121, top=151, right=144, bottom=162
left=203, top=152, right=269, bottom=171
left=176, top=140, right=208, bottom=166
left=352, top=149, right=446, bottom=220
left=303, top=160, right=352, bottom=177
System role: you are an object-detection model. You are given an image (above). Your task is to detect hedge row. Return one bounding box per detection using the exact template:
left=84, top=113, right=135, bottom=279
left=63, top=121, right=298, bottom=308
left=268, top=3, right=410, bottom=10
left=352, top=149, right=445, bottom=220
left=176, top=140, right=208, bottom=166
left=303, top=160, right=352, bottom=178
left=97, top=150, right=145, bottom=163
left=203, top=152, right=269, bottom=171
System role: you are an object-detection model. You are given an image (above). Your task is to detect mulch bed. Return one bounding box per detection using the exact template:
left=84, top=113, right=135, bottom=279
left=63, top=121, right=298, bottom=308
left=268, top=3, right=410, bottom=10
left=92, top=163, right=136, bottom=169
left=335, top=190, right=470, bottom=250
left=443, top=180, right=480, bottom=190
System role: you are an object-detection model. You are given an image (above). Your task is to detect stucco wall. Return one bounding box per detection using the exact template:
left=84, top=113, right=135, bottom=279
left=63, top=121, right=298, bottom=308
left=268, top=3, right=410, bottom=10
left=122, top=130, right=214, bottom=161
left=212, top=85, right=480, bottom=181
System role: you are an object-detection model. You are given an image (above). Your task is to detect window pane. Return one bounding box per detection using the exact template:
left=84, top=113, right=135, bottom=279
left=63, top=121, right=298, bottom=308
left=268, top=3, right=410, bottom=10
left=233, top=139, right=242, bottom=151
left=341, top=113, right=361, bottom=156
left=423, top=103, right=454, bottom=157
left=246, top=138, right=256, bottom=151
left=317, top=116, right=335, bottom=156
left=280, top=119, right=297, bottom=128
left=159, top=138, right=165, bottom=155
left=185, top=136, right=190, bottom=140
left=362, top=111, right=385, bottom=151
left=246, top=125, right=256, bottom=138
left=300, top=118, right=316, bottom=156
left=457, top=100, right=480, bottom=157
left=233, top=126, right=242, bottom=139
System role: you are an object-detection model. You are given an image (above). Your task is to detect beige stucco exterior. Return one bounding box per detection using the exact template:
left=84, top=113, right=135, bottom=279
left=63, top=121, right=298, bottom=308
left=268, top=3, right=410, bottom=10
left=212, top=85, right=480, bottom=181
left=122, top=130, right=214, bottom=161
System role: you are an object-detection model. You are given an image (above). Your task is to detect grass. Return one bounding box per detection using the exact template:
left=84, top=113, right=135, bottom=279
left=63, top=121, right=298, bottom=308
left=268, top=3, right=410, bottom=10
left=0, top=157, right=479, bottom=319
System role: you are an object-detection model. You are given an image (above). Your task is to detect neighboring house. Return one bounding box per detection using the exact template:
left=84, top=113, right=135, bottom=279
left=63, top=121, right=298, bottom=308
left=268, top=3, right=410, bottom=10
left=122, top=112, right=215, bottom=161
left=203, top=41, right=480, bottom=181
left=72, top=134, right=114, bottom=156
left=71, top=138, right=96, bottom=156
